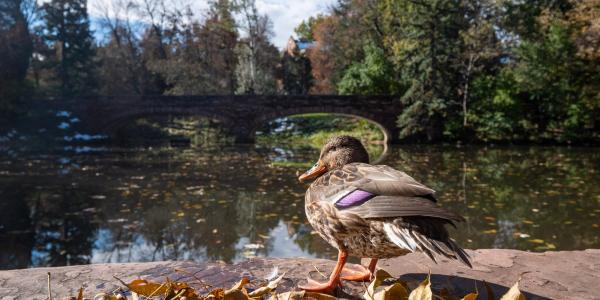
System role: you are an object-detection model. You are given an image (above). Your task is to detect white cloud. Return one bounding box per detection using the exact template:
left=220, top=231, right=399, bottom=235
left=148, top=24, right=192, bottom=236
left=86, top=0, right=335, bottom=49
left=254, top=0, right=336, bottom=48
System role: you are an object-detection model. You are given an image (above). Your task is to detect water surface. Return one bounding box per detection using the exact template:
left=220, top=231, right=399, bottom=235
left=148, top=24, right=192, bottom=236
left=1, top=143, right=599, bottom=269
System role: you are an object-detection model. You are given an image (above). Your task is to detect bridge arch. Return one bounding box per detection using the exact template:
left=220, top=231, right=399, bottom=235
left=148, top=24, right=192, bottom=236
left=73, top=95, right=401, bottom=144
left=98, top=107, right=230, bottom=134
left=253, top=108, right=393, bottom=145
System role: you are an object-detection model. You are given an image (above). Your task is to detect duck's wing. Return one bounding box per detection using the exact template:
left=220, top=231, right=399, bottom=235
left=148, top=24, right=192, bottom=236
left=309, top=163, right=463, bottom=223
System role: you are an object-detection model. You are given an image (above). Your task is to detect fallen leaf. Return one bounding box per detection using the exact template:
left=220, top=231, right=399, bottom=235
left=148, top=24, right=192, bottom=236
left=408, top=273, right=432, bottom=300
left=373, top=282, right=408, bottom=300
left=364, top=269, right=393, bottom=300
left=528, top=239, right=544, bottom=244
left=124, top=279, right=168, bottom=296
left=500, top=280, right=526, bottom=300
left=77, top=287, right=83, bottom=300
left=248, top=273, right=285, bottom=298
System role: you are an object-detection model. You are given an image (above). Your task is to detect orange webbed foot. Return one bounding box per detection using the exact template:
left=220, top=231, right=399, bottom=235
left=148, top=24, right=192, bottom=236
left=340, top=264, right=373, bottom=282
left=298, top=277, right=341, bottom=294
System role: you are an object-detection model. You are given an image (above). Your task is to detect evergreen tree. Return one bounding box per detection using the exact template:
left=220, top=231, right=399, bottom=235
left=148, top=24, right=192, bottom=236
left=0, top=0, right=33, bottom=115
left=42, top=0, right=96, bottom=97
left=337, top=43, right=399, bottom=95
left=384, top=0, right=468, bottom=141
left=280, top=50, right=312, bottom=95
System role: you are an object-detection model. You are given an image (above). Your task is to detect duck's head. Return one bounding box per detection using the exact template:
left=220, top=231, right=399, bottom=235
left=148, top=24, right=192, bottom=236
left=298, top=135, right=369, bottom=182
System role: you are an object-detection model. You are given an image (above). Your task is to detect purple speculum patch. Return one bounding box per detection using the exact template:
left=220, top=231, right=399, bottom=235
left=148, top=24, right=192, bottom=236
left=335, top=189, right=376, bottom=208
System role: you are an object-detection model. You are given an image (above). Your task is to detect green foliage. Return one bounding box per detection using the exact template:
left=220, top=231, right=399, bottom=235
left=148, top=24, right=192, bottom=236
left=384, top=0, right=467, bottom=141
left=298, top=0, right=600, bottom=143
left=337, top=43, right=400, bottom=95
left=293, top=15, right=324, bottom=41
left=257, top=113, right=385, bottom=151
left=42, top=0, right=97, bottom=97
left=0, top=0, right=32, bottom=116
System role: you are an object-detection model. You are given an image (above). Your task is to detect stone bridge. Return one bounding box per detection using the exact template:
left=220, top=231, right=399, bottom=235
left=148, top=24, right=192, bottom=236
left=65, top=95, right=402, bottom=143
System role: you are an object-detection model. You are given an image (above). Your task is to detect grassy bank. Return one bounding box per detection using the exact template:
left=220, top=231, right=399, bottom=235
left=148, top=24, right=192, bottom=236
left=256, top=113, right=385, bottom=148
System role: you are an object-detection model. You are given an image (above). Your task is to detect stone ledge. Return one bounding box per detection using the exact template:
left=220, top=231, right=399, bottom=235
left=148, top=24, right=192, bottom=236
left=0, top=249, right=598, bottom=300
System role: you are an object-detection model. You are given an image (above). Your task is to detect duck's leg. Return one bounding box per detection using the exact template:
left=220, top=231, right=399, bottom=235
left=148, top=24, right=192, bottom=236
left=299, top=250, right=348, bottom=294
left=341, top=258, right=378, bottom=282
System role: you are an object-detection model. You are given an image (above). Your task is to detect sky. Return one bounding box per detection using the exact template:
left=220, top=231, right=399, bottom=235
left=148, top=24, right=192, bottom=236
left=253, top=0, right=336, bottom=48
left=87, top=0, right=337, bottom=49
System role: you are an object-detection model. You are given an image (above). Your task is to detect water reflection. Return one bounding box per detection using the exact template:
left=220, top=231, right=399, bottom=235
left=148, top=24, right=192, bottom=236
left=0, top=144, right=599, bottom=269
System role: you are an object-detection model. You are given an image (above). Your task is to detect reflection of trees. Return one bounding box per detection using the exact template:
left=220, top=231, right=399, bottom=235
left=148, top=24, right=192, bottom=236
left=388, top=145, right=600, bottom=251
left=2, top=144, right=600, bottom=268
left=32, top=186, right=97, bottom=266
left=0, top=186, right=34, bottom=270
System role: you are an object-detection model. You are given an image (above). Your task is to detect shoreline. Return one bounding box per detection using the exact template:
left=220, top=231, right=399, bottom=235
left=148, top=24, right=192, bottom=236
left=1, top=249, right=598, bottom=299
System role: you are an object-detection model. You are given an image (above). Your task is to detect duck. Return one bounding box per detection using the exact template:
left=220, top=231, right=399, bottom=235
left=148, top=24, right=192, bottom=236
left=297, top=135, right=471, bottom=293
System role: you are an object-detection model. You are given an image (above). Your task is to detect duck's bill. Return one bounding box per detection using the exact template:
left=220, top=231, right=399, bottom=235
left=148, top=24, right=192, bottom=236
left=298, top=161, right=327, bottom=183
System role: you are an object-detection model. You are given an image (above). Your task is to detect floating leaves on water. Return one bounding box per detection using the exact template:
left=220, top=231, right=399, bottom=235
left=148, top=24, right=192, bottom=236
left=482, top=229, right=497, bottom=235
left=528, top=239, right=545, bottom=244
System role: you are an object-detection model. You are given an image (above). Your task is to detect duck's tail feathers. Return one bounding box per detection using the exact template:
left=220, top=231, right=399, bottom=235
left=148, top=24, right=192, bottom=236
left=383, top=222, right=472, bottom=268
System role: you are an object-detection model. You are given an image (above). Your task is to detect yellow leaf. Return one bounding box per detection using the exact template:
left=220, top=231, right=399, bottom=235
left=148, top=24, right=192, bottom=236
left=268, top=291, right=305, bottom=300
left=77, top=287, right=83, bottom=300
left=373, top=282, right=408, bottom=300
left=305, top=292, right=338, bottom=300
left=209, top=288, right=225, bottom=299
left=461, top=292, right=478, bottom=300
left=126, top=279, right=168, bottom=296
left=364, top=269, right=393, bottom=300
left=224, top=288, right=249, bottom=300
left=408, top=273, right=432, bottom=300
left=500, top=280, right=526, bottom=300
left=224, top=277, right=250, bottom=300
left=93, top=293, right=122, bottom=300
left=269, top=291, right=337, bottom=300
left=528, top=239, right=544, bottom=244
left=229, top=277, right=250, bottom=291
left=248, top=273, right=285, bottom=298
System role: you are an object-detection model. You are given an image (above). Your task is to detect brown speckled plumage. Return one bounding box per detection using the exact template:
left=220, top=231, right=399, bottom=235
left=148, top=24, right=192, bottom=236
left=303, top=136, right=471, bottom=266
left=297, top=136, right=470, bottom=293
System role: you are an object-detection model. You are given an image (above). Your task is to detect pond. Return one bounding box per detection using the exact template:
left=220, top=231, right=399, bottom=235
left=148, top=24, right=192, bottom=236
left=1, top=141, right=599, bottom=270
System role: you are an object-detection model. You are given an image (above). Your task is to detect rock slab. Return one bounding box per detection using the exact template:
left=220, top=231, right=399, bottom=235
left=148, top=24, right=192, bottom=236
left=0, top=249, right=598, bottom=300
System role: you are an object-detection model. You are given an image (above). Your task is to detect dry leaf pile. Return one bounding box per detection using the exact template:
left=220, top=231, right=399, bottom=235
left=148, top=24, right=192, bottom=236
left=47, top=268, right=526, bottom=300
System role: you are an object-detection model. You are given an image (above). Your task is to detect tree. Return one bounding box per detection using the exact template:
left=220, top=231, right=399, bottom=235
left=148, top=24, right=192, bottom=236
left=383, top=0, right=468, bottom=141
left=306, top=16, right=337, bottom=94
left=94, top=0, right=154, bottom=95
left=459, top=0, right=501, bottom=129
left=0, top=0, right=33, bottom=115
left=294, top=15, right=324, bottom=41
left=280, top=50, right=312, bottom=95
left=147, top=0, right=239, bottom=95
left=201, top=0, right=239, bottom=94
left=42, top=0, right=97, bottom=97
left=234, top=0, right=278, bottom=94
left=337, top=43, right=399, bottom=95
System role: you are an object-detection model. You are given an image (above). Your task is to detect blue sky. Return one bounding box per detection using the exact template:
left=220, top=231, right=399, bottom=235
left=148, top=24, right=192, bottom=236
left=87, top=0, right=337, bottom=49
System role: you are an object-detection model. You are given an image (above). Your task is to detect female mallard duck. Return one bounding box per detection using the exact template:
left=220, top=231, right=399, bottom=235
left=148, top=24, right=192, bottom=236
left=298, top=136, right=471, bottom=293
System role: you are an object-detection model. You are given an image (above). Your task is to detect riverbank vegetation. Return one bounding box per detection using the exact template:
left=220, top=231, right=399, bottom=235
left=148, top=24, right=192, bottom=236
left=256, top=114, right=384, bottom=148
left=1, top=0, right=599, bottom=144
